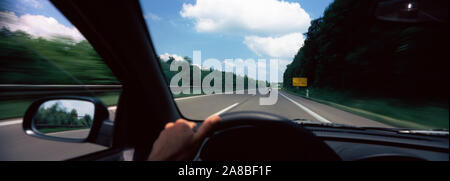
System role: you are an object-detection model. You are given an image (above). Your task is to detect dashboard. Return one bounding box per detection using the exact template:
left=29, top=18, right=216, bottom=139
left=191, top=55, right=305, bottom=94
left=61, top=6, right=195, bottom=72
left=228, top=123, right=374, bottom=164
left=308, top=126, right=448, bottom=161
left=197, top=123, right=449, bottom=161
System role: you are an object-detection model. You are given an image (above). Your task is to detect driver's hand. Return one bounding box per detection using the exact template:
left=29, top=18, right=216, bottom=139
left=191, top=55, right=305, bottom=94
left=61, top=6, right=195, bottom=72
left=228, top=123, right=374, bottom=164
left=148, top=115, right=220, bottom=161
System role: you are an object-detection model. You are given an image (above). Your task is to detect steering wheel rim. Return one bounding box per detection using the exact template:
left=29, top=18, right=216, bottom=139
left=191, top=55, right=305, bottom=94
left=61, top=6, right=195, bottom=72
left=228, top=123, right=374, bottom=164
left=198, top=111, right=342, bottom=161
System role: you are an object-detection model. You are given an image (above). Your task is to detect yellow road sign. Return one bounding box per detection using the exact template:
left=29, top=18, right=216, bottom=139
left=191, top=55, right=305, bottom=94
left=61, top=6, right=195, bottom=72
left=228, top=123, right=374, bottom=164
left=293, top=77, right=307, bottom=87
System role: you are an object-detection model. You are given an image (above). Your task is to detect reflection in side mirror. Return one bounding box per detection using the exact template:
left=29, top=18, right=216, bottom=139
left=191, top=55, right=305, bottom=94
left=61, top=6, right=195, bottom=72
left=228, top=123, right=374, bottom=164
left=33, top=100, right=94, bottom=139
left=23, top=96, right=112, bottom=146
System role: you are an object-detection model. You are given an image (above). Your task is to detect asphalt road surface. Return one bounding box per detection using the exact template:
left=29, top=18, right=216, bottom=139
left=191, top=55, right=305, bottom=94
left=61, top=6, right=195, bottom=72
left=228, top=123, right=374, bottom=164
left=0, top=90, right=390, bottom=161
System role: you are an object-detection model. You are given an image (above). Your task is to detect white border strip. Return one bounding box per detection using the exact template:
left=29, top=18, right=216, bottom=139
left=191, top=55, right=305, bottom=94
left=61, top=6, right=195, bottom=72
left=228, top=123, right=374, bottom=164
left=280, top=93, right=331, bottom=123
left=0, top=119, right=22, bottom=127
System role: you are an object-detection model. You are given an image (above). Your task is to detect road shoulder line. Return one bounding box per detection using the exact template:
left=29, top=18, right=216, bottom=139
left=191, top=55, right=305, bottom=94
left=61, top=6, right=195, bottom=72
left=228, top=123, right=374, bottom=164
left=279, top=92, right=332, bottom=123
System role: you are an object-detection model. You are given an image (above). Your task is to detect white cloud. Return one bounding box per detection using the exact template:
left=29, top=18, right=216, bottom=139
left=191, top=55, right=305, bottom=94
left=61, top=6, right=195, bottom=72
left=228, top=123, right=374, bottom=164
left=223, top=59, right=237, bottom=68
left=276, top=58, right=292, bottom=76
left=180, top=0, right=311, bottom=36
left=176, top=0, right=312, bottom=82
left=243, top=32, right=304, bottom=58
left=159, top=53, right=185, bottom=62
left=277, top=59, right=292, bottom=70
left=223, top=58, right=291, bottom=82
left=0, top=11, right=85, bottom=42
left=145, top=13, right=162, bottom=21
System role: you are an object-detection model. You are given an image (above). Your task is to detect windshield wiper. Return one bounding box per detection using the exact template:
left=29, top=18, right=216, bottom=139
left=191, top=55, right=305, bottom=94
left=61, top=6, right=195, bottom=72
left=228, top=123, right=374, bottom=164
left=292, top=119, right=363, bottom=129
left=396, top=129, right=449, bottom=136
left=292, top=118, right=449, bottom=137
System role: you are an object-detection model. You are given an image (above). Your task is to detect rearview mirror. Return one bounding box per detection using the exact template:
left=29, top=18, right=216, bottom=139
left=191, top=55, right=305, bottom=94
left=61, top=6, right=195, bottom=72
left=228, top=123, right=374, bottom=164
left=23, top=96, right=113, bottom=146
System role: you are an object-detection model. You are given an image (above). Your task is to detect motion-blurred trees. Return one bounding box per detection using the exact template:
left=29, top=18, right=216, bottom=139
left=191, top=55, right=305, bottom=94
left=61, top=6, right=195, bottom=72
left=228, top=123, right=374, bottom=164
left=0, top=28, right=119, bottom=85
left=0, top=27, right=271, bottom=92
left=159, top=56, right=263, bottom=93
left=283, top=0, right=449, bottom=103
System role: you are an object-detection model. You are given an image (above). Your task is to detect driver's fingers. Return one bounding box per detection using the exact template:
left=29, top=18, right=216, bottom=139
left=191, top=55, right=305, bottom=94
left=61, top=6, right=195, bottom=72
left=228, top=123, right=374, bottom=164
left=194, top=115, right=220, bottom=141
left=165, top=122, right=175, bottom=129
left=175, top=119, right=196, bottom=130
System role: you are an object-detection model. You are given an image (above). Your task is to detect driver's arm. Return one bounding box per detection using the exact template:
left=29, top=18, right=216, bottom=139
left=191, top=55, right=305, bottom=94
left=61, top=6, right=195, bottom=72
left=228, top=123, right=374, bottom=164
left=148, top=115, right=220, bottom=161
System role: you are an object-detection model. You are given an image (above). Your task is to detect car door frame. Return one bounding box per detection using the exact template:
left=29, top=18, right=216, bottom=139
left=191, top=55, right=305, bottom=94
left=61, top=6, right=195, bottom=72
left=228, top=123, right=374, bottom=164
left=49, top=0, right=182, bottom=161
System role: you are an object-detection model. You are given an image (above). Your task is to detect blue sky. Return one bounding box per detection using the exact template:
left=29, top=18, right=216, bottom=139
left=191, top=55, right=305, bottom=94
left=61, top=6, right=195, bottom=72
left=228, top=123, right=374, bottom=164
left=141, top=0, right=334, bottom=82
left=1, top=0, right=334, bottom=82
left=1, top=0, right=84, bottom=41
left=140, top=0, right=334, bottom=60
left=1, top=0, right=73, bottom=27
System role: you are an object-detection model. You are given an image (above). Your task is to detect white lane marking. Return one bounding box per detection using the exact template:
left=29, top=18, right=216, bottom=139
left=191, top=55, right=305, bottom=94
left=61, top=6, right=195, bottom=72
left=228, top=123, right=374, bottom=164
left=176, top=90, right=241, bottom=99
left=174, top=94, right=214, bottom=101
left=174, top=90, right=245, bottom=101
left=279, top=92, right=332, bottom=123
left=47, top=128, right=89, bottom=136
left=213, top=102, right=239, bottom=116
left=215, top=91, right=235, bottom=95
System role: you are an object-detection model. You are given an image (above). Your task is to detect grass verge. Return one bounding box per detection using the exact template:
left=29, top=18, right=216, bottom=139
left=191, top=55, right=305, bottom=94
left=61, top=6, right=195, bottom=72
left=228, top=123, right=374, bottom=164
left=283, top=88, right=448, bottom=129
left=38, top=127, right=88, bottom=134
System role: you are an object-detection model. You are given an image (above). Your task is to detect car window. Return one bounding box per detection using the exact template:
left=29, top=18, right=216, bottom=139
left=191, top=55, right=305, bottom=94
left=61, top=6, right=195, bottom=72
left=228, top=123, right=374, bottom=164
left=0, top=0, right=121, bottom=160
left=140, top=0, right=448, bottom=130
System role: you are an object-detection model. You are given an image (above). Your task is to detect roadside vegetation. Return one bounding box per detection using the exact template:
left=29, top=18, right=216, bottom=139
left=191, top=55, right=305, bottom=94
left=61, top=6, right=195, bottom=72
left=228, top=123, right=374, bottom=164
left=0, top=28, right=119, bottom=85
left=158, top=55, right=267, bottom=94
left=283, top=0, right=448, bottom=129
left=284, top=87, right=448, bottom=129
left=0, top=28, right=262, bottom=120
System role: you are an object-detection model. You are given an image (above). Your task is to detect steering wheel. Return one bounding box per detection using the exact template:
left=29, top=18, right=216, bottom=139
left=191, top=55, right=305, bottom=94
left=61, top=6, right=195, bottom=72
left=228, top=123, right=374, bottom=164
left=197, top=111, right=341, bottom=161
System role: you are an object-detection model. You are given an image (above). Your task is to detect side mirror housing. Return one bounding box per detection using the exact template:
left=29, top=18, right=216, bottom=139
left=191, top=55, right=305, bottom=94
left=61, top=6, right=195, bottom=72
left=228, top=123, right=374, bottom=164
left=372, top=0, right=448, bottom=23
left=22, top=96, right=113, bottom=147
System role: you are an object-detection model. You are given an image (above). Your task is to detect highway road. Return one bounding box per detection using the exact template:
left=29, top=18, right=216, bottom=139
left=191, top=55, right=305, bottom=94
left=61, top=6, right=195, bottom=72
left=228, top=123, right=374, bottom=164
left=0, top=90, right=390, bottom=161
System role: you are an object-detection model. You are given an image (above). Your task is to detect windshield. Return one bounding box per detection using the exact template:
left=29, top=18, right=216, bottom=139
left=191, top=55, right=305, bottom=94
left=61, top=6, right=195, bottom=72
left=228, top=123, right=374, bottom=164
left=140, top=0, right=448, bottom=130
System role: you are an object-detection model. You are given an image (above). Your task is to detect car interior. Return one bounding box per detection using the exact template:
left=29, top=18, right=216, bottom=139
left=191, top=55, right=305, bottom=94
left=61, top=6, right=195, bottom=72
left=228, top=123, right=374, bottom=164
left=9, top=0, right=449, bottom=161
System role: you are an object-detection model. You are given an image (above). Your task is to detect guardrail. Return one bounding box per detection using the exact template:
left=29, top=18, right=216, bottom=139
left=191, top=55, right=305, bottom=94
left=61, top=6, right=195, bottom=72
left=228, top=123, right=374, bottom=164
left=0, top=84, right=264, bottom=100
left=0, top=84, right=122, bottom=100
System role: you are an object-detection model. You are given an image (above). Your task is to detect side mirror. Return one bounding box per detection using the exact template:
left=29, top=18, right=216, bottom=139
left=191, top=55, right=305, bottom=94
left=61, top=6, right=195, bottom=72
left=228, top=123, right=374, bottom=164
left=23, top=96, right=113, bottom=147
left=372, top=0, right=448, bottom=23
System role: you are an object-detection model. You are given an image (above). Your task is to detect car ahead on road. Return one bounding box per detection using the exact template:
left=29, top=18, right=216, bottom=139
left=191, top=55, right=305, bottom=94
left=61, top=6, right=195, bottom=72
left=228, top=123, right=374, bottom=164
left=2, top=0, right=448, bottom=161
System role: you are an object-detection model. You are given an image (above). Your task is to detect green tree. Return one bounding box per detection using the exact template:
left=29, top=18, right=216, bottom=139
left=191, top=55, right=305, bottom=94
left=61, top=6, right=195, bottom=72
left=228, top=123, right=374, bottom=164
left=283, top=0, right=448, bottom=103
